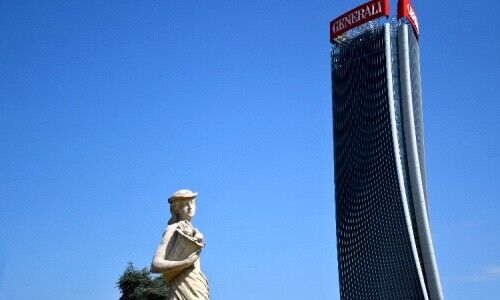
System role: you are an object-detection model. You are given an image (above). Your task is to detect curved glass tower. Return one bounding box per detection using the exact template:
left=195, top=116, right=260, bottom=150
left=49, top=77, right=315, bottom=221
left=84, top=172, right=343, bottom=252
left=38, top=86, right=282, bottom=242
left=331, top=21, right=444, bottom=300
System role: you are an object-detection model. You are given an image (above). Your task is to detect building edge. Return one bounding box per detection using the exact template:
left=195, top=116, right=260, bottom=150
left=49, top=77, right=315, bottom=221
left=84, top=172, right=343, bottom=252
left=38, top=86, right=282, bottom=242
left=398, top=24, right=444, bottom=300
left=384, top=23, right=430, bottom=300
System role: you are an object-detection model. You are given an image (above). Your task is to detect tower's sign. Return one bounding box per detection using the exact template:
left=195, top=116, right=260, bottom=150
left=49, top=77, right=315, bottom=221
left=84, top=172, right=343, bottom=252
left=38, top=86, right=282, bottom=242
left=398, top=0, right=419, bottom=36
left=330, top=0, right=389, bottom=43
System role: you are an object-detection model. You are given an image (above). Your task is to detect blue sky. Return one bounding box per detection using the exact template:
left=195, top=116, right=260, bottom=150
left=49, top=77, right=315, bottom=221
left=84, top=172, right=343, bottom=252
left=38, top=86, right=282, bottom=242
left=1, top=0, right=499, bottom=299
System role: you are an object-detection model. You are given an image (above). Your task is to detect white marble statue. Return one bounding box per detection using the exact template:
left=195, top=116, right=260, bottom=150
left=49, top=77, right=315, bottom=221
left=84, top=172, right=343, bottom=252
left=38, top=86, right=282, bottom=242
left=151, top=189, right=209, bottom=300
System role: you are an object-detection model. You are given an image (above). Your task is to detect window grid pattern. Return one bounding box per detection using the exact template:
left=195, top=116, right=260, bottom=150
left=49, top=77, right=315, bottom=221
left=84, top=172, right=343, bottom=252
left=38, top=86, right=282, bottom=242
left=332, top=27, right=425, bottom=300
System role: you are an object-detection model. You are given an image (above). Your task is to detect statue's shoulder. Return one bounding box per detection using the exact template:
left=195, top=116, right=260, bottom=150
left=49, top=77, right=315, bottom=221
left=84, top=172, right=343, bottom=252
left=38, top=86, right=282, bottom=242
left=166, top=222, right=179, bottom=231
left=166, top=221, right=189, bottom=231
left=162, top=223, right=179, bottom=237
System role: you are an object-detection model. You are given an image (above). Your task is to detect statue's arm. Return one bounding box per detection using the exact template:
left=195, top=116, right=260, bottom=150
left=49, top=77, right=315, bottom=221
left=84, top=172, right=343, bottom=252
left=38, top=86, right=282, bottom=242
left=150, top=225, right=199, bottom=273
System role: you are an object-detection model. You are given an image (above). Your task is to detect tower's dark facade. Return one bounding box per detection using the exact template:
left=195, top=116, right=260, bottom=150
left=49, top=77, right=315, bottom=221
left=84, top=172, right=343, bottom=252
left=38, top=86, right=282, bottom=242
left=331, top=2, right=443, bottom=299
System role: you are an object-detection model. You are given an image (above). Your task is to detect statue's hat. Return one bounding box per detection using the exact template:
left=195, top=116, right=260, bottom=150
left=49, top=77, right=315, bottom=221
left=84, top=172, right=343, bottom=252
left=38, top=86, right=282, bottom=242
left=168, top=189, right=198, bottom=203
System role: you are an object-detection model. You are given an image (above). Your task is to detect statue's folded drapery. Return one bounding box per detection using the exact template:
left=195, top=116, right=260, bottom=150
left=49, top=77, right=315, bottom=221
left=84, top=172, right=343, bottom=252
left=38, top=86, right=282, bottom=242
left=167, top=261, right=209, bottom=300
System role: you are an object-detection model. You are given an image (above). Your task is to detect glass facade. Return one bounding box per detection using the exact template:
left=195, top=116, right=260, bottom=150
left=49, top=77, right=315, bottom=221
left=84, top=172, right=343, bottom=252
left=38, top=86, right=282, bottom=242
left=332, top=23, right=443, bottom=300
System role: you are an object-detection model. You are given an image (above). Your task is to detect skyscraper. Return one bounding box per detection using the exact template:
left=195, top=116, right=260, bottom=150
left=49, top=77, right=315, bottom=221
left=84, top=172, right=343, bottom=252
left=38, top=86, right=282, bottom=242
left=330, top=1, right=443, bottom=299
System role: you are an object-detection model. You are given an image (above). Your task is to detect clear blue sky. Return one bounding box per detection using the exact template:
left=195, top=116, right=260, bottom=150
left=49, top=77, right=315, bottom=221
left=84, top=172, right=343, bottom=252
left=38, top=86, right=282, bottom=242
left=1, top=1, right=499, bottom=299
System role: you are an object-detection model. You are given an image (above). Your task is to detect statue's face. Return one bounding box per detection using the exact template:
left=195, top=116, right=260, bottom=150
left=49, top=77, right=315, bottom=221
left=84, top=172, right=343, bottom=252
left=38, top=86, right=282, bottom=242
left=177, top=199, right=196, bottom=220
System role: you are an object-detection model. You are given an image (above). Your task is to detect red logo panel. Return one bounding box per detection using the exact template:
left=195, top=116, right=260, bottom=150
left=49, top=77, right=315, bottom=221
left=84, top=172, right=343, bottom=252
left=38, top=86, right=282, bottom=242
left=398, top=0, right=419, bottom=36
left=330, top=0, right=389, bottom=43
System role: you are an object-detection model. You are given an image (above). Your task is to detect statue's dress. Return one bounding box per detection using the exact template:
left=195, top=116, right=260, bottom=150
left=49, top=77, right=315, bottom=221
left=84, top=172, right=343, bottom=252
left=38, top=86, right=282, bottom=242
left=165, top=222, right=209, bottom=300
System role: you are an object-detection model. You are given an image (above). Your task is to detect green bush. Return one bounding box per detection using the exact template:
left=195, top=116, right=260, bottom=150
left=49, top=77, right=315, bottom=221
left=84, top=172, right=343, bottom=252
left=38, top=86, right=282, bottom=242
left=117, top=262, right=168, bottom=300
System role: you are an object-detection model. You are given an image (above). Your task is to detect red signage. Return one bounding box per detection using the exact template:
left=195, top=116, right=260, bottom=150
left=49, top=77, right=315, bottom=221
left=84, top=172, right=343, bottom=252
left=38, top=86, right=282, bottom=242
left=398, top=0, right=419, bottom=36
left=330, top=0, right=389, bottom=43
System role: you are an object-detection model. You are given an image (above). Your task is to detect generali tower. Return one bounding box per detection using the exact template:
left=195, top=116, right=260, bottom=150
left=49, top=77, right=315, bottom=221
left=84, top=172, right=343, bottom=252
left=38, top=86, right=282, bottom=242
left=330, top=0, right=444, bottom=299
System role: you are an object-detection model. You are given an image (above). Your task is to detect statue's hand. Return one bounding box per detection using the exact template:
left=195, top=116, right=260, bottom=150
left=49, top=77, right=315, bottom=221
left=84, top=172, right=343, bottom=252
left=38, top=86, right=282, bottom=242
left=185, top=250, right=200, bottom=266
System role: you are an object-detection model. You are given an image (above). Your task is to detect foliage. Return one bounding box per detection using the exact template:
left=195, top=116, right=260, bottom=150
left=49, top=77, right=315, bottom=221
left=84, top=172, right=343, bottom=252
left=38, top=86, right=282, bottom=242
left=117, top=262, right=168, bottom=300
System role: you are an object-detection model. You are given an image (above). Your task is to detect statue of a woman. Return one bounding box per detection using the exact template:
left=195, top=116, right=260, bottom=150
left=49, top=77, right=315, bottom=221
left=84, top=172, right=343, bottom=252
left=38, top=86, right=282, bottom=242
left=151, top=189, right=209, bottom=300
